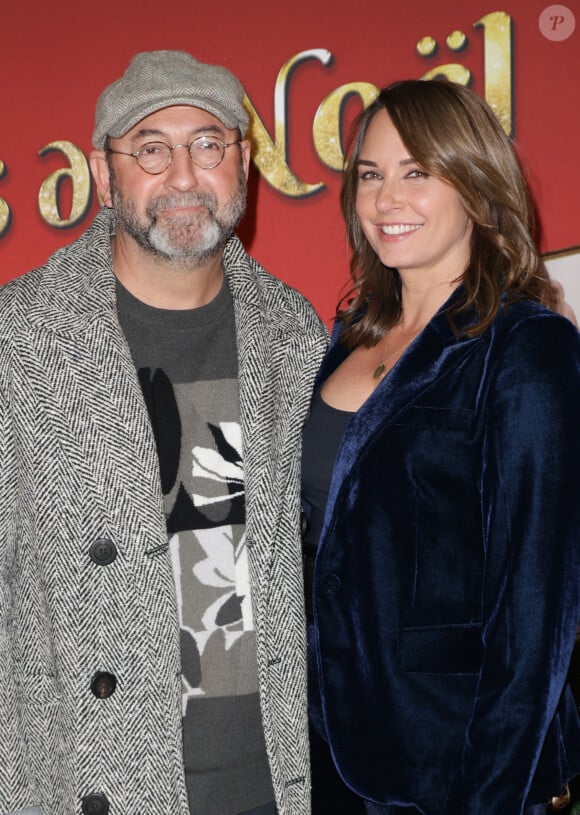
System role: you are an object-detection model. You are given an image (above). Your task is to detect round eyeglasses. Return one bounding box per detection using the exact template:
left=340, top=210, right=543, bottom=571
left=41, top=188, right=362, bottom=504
left=105, top=135, right=241, bottom=174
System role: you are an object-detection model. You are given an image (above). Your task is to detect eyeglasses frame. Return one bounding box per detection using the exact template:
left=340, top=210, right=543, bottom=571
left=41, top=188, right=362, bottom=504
left=104, top=135, right=242, bottom=174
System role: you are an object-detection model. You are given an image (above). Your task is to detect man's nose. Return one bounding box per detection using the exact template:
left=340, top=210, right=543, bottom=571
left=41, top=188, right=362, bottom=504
left=164, top=145, right=202, bottom=190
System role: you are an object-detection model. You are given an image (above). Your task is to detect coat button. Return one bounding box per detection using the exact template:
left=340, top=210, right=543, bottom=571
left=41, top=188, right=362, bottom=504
left=81, top=792, right=110, bottom=815
left=89, top=538, right=117, bottom=566
left=90, top=672, right=117, bottom=699
left=321, top=574, right=340, bottom=594
left=300, top=510, right=310, bottom=540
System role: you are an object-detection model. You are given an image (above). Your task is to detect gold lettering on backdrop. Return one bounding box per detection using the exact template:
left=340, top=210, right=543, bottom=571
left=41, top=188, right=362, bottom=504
left=38, top=141, right=92, bottom=227
left=313, top=83, right=379, bottom=171
left=419, top=63, right=472, bottom=86
left=246, top=48, right=333, bottom=198
left=0, top=161, right=11, bottom=237
left=263, top=11, right=513, bottom=194
left=475, top=11, right=513, bottom=135
left=417, top=11, right=513, bottom=135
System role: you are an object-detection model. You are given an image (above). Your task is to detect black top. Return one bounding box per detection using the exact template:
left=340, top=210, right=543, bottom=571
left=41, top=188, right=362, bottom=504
left=301, top=388, right=353, bottom=620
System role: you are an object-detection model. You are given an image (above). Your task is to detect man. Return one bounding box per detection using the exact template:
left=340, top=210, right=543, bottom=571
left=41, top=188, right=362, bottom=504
left=0, top=50, right=327, bottom=815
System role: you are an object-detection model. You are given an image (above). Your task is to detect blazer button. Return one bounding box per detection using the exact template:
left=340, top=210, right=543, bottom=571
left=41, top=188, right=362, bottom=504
left=89, top=538, right=117, bottom=566
left=90, top=672, right=117, bottom=699
left=321, top=574, right=341, bottom=594
left=81, top=792, right=110, bottom=815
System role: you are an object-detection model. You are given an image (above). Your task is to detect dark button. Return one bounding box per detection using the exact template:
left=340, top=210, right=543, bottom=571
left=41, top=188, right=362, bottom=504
left=90, top=672, right=117, bottom=699
left=81, top=792, right=110, bottom=815
left=321, top=574, right=340, bottom=594
left=89, top=538, right=117, bottom=566
left=300, top=510, right=310, bottom=540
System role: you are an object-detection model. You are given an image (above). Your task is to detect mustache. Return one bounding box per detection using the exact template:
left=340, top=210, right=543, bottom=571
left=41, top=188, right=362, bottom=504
left=147, top=191, right=217, bottom=217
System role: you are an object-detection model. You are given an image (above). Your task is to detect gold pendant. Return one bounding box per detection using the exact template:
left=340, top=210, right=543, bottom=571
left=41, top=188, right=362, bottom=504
left=373, top=362, right=385, bottom=380
left=549, top=785, right=571, bottom=809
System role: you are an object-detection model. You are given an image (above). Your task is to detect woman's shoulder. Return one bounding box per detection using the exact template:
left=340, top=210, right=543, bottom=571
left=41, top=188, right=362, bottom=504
left=490, top=298, right=580, bottom=386
left=494, top=297, right=578, bottom=341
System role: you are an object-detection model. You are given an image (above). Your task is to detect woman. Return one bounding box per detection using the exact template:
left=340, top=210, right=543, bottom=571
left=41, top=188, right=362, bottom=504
left=301, top=79, right=580, bottom=815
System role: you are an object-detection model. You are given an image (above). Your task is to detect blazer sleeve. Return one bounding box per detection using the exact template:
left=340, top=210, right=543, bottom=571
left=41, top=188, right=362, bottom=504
left=0, top=382, right=41, bottom=814
left=442, top=314, right=580, bottom=815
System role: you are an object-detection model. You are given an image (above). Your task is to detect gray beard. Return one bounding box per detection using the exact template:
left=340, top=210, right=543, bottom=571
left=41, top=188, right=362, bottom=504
left=110, top=172, right=246, bottom=264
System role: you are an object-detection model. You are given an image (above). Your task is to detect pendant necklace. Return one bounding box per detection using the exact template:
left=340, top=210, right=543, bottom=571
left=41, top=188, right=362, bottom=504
left=372, top=329, right=421, bottom=380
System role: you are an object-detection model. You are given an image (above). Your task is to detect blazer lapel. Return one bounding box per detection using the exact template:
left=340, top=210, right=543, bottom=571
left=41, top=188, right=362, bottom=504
left=323, top=292, right=481, bottom=526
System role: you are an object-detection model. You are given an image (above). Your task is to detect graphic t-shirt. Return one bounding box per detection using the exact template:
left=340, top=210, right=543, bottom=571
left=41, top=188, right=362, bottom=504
left=117, top=278, right=275, bottom=815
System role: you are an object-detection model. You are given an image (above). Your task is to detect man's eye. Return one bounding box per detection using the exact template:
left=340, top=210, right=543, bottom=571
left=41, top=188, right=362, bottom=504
left=139, top=144, right=165, bottom=156
left=198, top=139, right=221, bottom=151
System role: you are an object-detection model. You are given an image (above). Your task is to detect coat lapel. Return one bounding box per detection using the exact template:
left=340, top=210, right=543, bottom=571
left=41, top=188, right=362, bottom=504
left=224, top=237, right=291, bottom=594
left=224, top=236, right=327, bottom=602
left=23, top=209, right=168, bottom=551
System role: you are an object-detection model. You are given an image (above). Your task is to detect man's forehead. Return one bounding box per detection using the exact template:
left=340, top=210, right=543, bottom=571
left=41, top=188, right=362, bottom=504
left=122, top=105, right=234, bottom=140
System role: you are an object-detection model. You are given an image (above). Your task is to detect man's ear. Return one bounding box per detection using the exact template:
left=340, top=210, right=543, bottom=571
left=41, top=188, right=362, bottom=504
left=89, top=150, right=113, bottom=207
left=239, top=140, right=251, bottom=181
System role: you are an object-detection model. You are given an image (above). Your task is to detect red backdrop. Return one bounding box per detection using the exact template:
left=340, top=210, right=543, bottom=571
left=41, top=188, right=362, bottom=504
left=1, top=0, right=578, bottom=324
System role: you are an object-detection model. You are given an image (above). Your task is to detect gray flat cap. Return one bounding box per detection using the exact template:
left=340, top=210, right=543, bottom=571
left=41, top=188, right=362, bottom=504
left=92, top=50, right=249, bottom=149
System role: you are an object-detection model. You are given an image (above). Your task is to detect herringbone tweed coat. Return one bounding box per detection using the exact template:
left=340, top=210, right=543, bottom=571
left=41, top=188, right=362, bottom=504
left=0, top=209, right=328, bottom=815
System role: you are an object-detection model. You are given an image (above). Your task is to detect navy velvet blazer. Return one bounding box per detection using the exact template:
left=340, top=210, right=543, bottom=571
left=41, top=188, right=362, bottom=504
left=312, top=292, right=580, bottom=815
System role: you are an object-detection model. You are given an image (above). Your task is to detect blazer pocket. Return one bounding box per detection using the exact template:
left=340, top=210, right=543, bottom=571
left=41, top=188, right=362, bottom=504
left=399, top=624, right=483, bottom=674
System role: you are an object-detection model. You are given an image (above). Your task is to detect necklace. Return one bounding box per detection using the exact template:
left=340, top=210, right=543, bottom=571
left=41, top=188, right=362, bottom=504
left=372, top=329, right=421, bottom=380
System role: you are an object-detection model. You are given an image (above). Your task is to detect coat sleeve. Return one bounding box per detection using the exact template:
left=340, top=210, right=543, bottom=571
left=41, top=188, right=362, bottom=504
left=0, top=382, right=42, bottom=815
left=442, top=314, right=580, bottom=815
